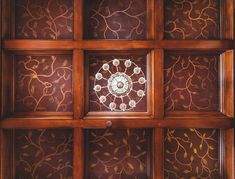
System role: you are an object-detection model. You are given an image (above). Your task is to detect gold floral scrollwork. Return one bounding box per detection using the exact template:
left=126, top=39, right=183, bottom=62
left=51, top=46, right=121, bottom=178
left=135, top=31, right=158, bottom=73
left=16, top=0, right=73, bottom=39
left=87, top=129, right=149, bottom=179
left=164, top=0, right=219, bottom=39
left=15, top=55, right=73, bottom=112
left=15, top=129, right=73, bottom=179
left=164, top=128, right=220, bottom=179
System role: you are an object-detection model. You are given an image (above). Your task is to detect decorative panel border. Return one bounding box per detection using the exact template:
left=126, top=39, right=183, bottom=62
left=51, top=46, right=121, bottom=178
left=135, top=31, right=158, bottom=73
left=84, top=50, right=154, bottom=119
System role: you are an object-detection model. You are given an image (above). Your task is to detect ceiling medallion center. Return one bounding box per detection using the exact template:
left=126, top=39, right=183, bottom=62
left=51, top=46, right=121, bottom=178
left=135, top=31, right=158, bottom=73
left=108, top=72, right=132, bottom=98
left=93, top=58, right=146, bottom=112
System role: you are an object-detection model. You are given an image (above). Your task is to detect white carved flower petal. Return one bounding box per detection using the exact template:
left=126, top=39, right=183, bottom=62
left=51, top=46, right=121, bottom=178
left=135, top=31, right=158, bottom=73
left=95, top=73, right=103, bottom=80
left=120, top=103, right=127, bottom=111
left=94, top=85, right=101, bottom=92
left=102, top=64, right=109, bottom=71
left=133, top=67, right=141, bottom=74
left=138, top=77, right=146, bottom=84
left=124, top=59, right=132, bottom=68
left=109, top=102, right=116, bottom=111
left=129, top=100, right=136, bottom=107
left=112, top=59, right=120, bottom=66
left=99, top=96, right=106, bottom=103
left=137, top=90, right=145, bottom=97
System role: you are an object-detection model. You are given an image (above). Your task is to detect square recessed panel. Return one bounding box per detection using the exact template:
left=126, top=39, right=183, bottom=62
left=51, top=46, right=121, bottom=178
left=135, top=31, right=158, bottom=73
left=85, top=128, right=152, bottom=179
left=164, top=128, right=220, bottom=179
left=14, top=55, right=73, bottom=112
left=15, top=129, right=73, bottom=179
left=164, top=0, right=220, bottom=40
left=87, top=52, right=148, bottom=112
left=84, top=0, right=147, bottom=39
left=15, top=0, right=73, bottom=39
left=164, top=53, right=219, bottom=112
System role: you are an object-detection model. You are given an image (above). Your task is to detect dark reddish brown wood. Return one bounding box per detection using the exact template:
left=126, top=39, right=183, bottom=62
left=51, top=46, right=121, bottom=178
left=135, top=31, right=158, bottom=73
left=74, top=0, right=82, bottom=40
left=74, top=128, right=83, bottom=179
left=221, top=0, right=234, bottom=39
left=155, top=0, right=163, bottom=40
left=154, top=128, right=164, bottom=178
left=73, top=50, right=84, bottom=119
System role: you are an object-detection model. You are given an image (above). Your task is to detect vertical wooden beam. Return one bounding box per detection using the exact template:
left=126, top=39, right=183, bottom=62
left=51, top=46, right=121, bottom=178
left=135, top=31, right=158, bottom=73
left=220, top=50, right=234, bottom=117
left=221, top=0, right=234, bottom=39
left=155, top=0, right=164, bottom=40
left=73, top=128, right=83, bottom=179
left=222, top=129, right=234, bottom=179
left=154, top=49, right=164, bottom=119
left=73, top=50, right=84, bottom=119
left=74, top=0, right=83, bottom=40
left=147, top=0, right=155, bottom=40
left=153, top=128, right=164, bottom=178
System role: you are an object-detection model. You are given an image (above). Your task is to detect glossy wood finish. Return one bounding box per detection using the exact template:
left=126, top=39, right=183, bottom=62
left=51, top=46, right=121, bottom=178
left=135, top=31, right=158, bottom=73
left=0, top=0, right=234, bottom=178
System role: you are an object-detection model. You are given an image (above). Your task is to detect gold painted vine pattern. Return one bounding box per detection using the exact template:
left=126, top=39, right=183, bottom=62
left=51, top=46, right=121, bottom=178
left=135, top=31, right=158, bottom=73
left=15, top=129, right=73, bottom=179
left=86, top=129, right=149, bottom=179
left=84, top=0, right=147, bottom=39
left=15, top=0, right=73, bottom=39
left=164, top=54, right=219, bottom=111
left=164, top=128, right=220, bottom=179
left=15, top=55, right=73, bottom=112
left=164, top=0, right=219, bottom=39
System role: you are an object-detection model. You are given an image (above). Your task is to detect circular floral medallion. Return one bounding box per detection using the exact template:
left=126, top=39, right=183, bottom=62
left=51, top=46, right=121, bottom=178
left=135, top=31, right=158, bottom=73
left=93, top=58, right=146, bottom=112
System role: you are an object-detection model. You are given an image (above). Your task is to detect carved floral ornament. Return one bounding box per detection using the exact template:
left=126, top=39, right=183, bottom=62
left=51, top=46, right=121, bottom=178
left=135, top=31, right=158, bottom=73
left=93, top=59, right=146, bottom=112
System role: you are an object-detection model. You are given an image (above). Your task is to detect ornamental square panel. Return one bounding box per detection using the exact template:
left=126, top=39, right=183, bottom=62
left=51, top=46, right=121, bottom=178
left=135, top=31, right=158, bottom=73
left=164, top=0, right=220, bottom=40
left=164, top=128, right=220, bottom=179
left=15, top=0, right=73, bottom=39
left=14, top=54, right=73, bottom=112
left=84, top=0, right=147, bottom=39
left=85, top=128, right=152, bottom=179
left=15, top=129, right=73, bottom=179
left=86, top=51, right=149, bottom=113
left=164, top=52, right=220, bottom=112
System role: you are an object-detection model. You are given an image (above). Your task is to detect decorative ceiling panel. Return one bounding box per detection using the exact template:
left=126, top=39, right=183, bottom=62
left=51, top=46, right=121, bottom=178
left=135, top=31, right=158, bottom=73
left=85, top=128, right=151, bottom=179
left=87, top=52, right=147, bottom=112
left=15, top=0, right=73, bottom=39
left=164, top=128, right=220, bottom=179
left=15, top=129, right=73, bottom=179
left=14, top=55, right=73, bottom=112
left=164, top=53, right=219, bottom=111
left=164, top=0, right=220, bottom=40
left=84, top=0, right=147, bottom=39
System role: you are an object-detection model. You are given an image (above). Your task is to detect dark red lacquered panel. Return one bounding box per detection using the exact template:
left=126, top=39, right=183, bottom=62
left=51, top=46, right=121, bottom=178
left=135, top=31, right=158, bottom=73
left=164, top=0, right=220, bottom=40
left=15, top=129, right=73, bottom=179
left=164, top=53, right=219, bottom=111
left=15, top=55, right=73, bottom=112
left=164, top=128, right=220, bottom=179
left=15, top=0, right=73, bottom=39
left=85, top=128, right=151, bottom=179
left=87, top=52, right=147, bottom=112
left=84, top=0, right=147, bottom=39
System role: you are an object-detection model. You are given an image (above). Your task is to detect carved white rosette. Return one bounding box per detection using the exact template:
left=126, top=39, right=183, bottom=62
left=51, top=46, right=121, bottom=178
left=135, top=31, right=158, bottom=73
left=93, top=58, right=146, bottom=112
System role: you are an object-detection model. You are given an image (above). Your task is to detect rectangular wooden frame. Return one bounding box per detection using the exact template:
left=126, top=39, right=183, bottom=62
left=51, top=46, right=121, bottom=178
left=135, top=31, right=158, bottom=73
left=0, top=0, right=234, bottom=178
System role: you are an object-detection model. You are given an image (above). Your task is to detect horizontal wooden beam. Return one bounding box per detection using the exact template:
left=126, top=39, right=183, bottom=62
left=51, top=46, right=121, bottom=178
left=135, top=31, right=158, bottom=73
left=3, top=40, right=234, bottom=50
left=1, top=118, right=234, bottom=129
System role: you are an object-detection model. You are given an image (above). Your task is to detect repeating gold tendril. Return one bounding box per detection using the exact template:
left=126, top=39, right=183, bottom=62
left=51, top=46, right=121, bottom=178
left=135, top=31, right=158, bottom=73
left=16, top=0, right=73, bottom=39
left=87, top=0, right=146, bottom=39
left=164, top=55, right=219, bottom=111
left=15, top=129, right=73, bottom=179
left=165, top=0, right=219, bottom=39
left=15, top=55, right=72, bottom=112
left=164, top=128, right=219, bottom=179
left=88, top=129, right=148, bottom=178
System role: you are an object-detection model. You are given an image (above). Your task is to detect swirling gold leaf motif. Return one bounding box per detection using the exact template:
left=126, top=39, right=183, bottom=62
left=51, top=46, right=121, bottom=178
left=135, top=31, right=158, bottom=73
left=164, top=54, right=219, bottom=111
left=15, top=0, right=73, bottom=39
left=84, top=0, right=146, bottom=39
left=15, top=129, right=73, bottom=179
left=164, top=0, right=219, bottom=39
left=15, top=55, right=73, bottom=112
left=86, top=129, right=149, bottom=179
left=164, top=128, right=220, bottom=179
